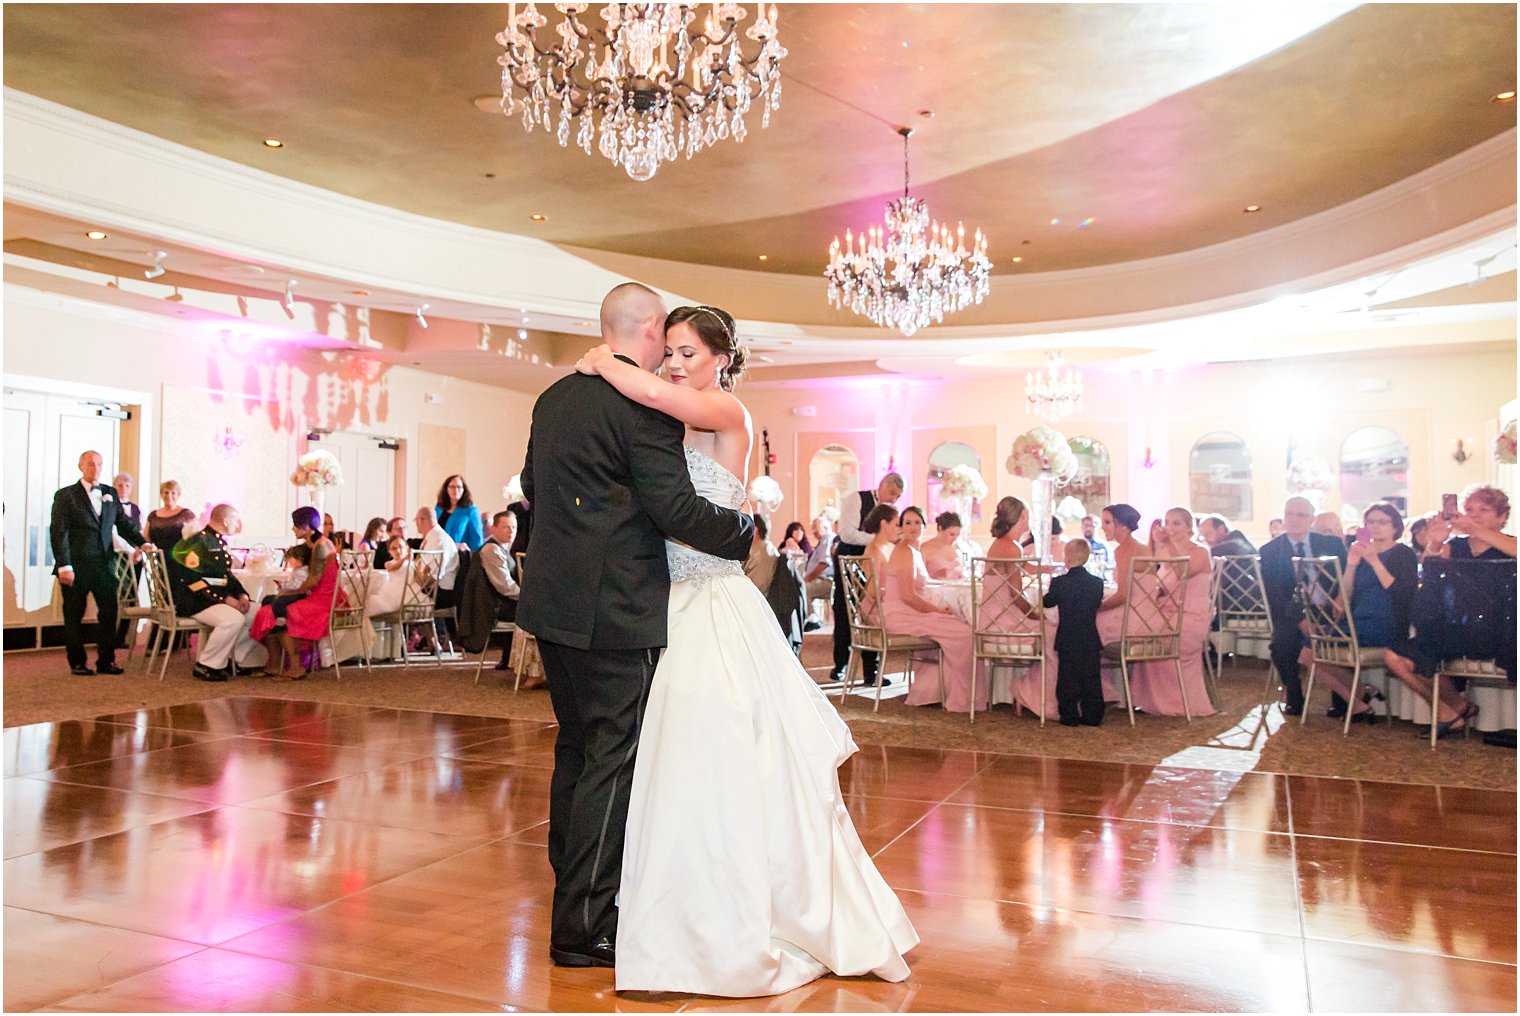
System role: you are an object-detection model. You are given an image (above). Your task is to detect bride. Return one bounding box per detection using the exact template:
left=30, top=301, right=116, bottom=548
left=576, top=305, right=917, bottom=997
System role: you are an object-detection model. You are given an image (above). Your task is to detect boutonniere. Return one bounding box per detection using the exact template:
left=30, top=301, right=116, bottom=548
left=102, top=492, right=115, bottom=502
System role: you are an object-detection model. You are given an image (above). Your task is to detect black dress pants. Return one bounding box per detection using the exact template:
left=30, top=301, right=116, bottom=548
left=1269, top=620, right=1304, bottom=709
left=536, top=639, right=659, bottom=952
left=1055, top=643, right=1104, bottom=725
left=60, top=560, right=119, bottom=669
left=830, top=576, right=878, bottom=682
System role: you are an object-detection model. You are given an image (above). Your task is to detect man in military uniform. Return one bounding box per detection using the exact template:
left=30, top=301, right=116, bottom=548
left=168, top=503, right=262, bottom=681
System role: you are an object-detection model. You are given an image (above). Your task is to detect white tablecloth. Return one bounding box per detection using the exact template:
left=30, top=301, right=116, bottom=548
left=231, top=567, right=401, bottom=666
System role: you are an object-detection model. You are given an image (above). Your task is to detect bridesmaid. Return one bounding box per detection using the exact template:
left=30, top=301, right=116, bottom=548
left=867, top=504, right=985, bottom=713
left=918, top=511, right=966, bottom=579
left=1095, top=503, right=1148, bottom=646
left=1127, top=506, right=1217, bottom=716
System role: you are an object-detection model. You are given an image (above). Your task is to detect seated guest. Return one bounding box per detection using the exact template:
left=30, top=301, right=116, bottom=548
left=1125, top=507, right=1217, bottom=716
left=416, top=507, right=461, bottom=644
left=778, top=521, right=812, bottom=556
left=898, top=506, right=928, bottom=550
left=1095, top=503, right=1147, bottom=645
left=743, top=513, right=780, bottom=594
left=458, top=511, right=537, bottom=680
left=436, top=474, right=485, bottom=552
left=146, top=479, right=199, bottom=553
left=373, top=516, right=408, bottom=567
left=1386, top=484, right=1516, bottom=735
left=1049, top=517, right=1066, bottom=562
left=322, top=513, right=337, bottom=543
left=1268, top=517, right=1285, bottom=540
left=168, top=504, right=262, bottom=682
left=1259, top=496, right=1348, bottom=717
left=1198, top=514, right=1256, bottom=557
left=987, top=496, right=1030, bottom=561
left=1301, top=502, right=1417, bottom=723
left=278, top=543, right=312, bottom=593
left=365, top=536, right=417, bottom=617
left=358, top=517, right=387, bottom=553
left=1044, top=540, right=1106, bottom=726
left=1312, top=512, right=1342, bottom=539
left=1408, top=513, right=1434, bottom=559
left=1079, top=514, right=1112, bottom=578
left=865, top=504, right=983, bottom=713
left=802, top=515, right=835, bottom=621
left=249, top=507, right=338, bottom=680
left=920, top=511, right=967, bottom=580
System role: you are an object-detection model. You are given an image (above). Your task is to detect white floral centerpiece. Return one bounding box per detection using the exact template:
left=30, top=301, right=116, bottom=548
left=1006, top=425, right=1078, bottom=483
left=503, top=473, right=525, bottom=504
left=747, top=475, right=784, bottom=517
left=1495, top=420, right=1517, bottom=465
left=1286, top=455, right=1333, bottom=500
left=939, top=463, right=988, bottom=504
left=291, top=449, right=343, bottom=489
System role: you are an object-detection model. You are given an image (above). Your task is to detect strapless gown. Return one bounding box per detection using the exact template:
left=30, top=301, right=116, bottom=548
left=615, top=446, right=918, bottom=997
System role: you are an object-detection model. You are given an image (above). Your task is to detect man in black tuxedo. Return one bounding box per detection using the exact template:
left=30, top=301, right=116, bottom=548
left=50, top=450, right=145, bottom=675
left=517, top=282, right=753, bottom=970
left=1259, top=496, right=1347, bottom=716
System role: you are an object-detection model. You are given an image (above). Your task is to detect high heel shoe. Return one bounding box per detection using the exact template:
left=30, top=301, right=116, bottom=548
left=1431, top=701, right=1479, bottom=740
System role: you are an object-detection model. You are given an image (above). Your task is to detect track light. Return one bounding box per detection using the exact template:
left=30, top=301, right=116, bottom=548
left=143, top=250, right=167, bottom=280
left=282, top=279, right=296, bottom=319
left=164, top=287, right=184, bottom=303
left=105, top=277, right=120, bottom=290
left=416, top=303, right=430, bottom=329
left=235, top=294, right=249, bottom=317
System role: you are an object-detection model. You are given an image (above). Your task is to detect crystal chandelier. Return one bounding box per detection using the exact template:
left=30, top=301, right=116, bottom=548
left=824, top=127, right=991, bottom=336
left=495, top=3, right=786, bottom=181
left=1025, top=352, right=1084, bottom=422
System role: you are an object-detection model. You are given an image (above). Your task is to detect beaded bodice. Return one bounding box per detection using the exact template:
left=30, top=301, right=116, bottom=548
left=667, top=445, right=746, bottom=586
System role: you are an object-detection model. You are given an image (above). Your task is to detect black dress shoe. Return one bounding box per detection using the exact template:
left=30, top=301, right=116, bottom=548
left=192, top=662, right=230, bottom=682
left=69, top=665, right=94, bottom=676
left=1059, top=717, right=1081, bottom=727
left=494, top=659, right=512, bottom=671
left=96, top=662, right=126, bottom=675
left=1280, top=703, right=1303, bottom=717
left=1326, top=704, right=1348, bottom=719
left=549, top=937, right=615, bottom=969
left=1348, top=711, right=1380, bottom=725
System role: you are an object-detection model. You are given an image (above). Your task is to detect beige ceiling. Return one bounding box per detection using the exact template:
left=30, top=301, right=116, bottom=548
left=3, top=2, right=1514, bottom=285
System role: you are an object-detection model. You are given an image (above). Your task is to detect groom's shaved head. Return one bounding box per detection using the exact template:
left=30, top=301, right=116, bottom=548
left=600, top=282, right=669, bottom=371
left=600, top=282, right=666, bottom=340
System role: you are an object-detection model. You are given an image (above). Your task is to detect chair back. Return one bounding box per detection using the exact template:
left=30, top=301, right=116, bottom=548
left=400, top=549, right=444, bottom=623
left=1118, top=556, right=1190, bottom=660
left=1293, top=555, right=1362, bottom=665
left=331, top=550, right=371, bottom=634
left=1213, top=553, right=1272, bottom=637
left=142, top=547, right=175, bottom=616
left=114, top=549, right=145, bottom=610
left=970, top=557, right=1045, bottom=663
left=837, top=555, right=886, bottom=653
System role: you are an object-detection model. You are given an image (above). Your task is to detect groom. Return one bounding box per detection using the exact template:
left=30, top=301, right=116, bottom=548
left=517, top=282, right=754, bottom=969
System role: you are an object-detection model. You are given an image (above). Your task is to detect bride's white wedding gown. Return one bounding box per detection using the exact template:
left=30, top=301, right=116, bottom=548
left=615, top=446, right=918, bottom=997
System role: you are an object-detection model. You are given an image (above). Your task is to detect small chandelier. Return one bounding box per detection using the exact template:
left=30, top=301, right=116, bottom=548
left=1025, top=351, right=1084, bottom=422
left=495, top=3, right=786, bottom=182
left=824, top=126, right=991, bottom=336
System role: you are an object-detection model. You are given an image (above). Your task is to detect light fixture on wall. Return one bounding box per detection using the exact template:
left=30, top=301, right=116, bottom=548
left=282, top=279, right=297, bottom=318
left=214, top=426, right=245, bottom=456
left=143, top=250, right=167, bottom=280
left=416, top=303, right=430, bottom=329
left=825, top=126, right=991, bottom=336
left=1452, top=437, right=1474, bottom=465
left=236, top=294, right=249, bottom=317
left=494, top=2, right=786, bottom=181
left=1025, top=351, right=1084, bottom=422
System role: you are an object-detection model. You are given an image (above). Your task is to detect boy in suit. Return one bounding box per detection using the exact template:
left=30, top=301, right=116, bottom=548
left=1044, top=540, right=1106, bottom=726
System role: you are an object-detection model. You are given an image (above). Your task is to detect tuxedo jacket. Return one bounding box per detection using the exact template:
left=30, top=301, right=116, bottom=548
left=1259, top=531, right=1348, bottom=622
left=516, top=364, right=754, bottom=651
left=1043, top=567, right=1105, bottom=650
left=50, top=481, right=144, bottom=575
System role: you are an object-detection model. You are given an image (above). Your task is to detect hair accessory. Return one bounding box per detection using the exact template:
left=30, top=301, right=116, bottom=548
left=693, top=306, right=735, bottom=344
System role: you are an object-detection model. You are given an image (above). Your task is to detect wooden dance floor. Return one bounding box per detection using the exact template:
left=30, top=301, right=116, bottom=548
left=4, top=697, right=1514, bottom=1012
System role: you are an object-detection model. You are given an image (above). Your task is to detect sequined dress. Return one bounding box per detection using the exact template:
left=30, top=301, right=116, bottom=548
left=615, top=446, right=918, bottom=996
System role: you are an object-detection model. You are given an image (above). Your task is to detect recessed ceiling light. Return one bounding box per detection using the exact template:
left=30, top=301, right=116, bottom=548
left=262, top=138, right=284, bottom=148
left=1243, top=204, right=1262, bottom=213
left=85, top=230, right=109, bottom=240
left=350, top=290, right=370, bottom=297
left=471, top=94, right=504, bottom=114
left=1493, top=90, right=1517, bottom=104
left=918, top=109, right=934, bottom=118
left=1011, top=256, right=1024, bottom=263
left=1049, top=218, right=1061, bottom=226
left=575, top=321, right=591, bottom=328
left=1079, top=217, right=1095, bottom=227
left=530, top=213, right=546, bottom=221
left=757, top=254, right=769, bottom=262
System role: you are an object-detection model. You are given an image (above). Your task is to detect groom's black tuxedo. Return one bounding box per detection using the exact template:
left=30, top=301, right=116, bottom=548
left=50, top=479, right=145, bottom=670
left=518, top=358, right=752, bottom=964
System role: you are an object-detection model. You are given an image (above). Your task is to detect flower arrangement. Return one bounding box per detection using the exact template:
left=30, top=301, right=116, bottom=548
left=819, top=505, right=841, bottom=524
left=747, top=475, right=784, bottom=514
left=503, top=473, right=525, bottom=504
left=1055, top=495, right=1087, bottom=523
left=939, top=463, right=988, bottom=503
left=1006, top=425, right=1078, bottom=483
left=1495, top=420, right=1517, bottom=465
left=290, top=449, right=343, bottom=489
left=1285, top=454, right=1333, bottom=496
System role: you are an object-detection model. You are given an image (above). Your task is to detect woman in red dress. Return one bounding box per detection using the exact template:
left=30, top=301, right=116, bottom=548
left=251, top=506, right=339, bottom=679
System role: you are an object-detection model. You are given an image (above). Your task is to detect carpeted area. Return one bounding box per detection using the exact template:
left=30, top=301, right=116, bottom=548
left=5, top=634, right=1513, bottom=792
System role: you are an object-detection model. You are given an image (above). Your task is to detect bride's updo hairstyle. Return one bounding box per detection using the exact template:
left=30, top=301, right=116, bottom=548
left=861, top=503, right=900, bottom=534
left=666, top=305, right=748, bottom=391
left=989, top=496, right=1028, bottom=539
left=1105, top=503, right=1142, bottom=535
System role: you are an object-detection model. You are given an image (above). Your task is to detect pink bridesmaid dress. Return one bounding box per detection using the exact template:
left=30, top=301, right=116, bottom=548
left=884, top=548, right=987, bottom=713
left=1127, top=566, right=1216, bottom=716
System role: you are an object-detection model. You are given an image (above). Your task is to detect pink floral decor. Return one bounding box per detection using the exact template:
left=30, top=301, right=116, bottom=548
left=1285, top=455, right=1333, bottom=504
left=1006, top=425, right=1078, bottom=484
left=290, top=449, right=343, bottom=517
left=1495, top=421, right=1517, bottom=465
left=504, top=473, right=525, bottom=504
left=939, top=463, right=988, bottom=504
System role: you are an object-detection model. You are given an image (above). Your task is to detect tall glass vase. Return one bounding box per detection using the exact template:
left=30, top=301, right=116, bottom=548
left=1030, top=472, right=1056, bottom=565
left=308, top=486, right=326, bottom=522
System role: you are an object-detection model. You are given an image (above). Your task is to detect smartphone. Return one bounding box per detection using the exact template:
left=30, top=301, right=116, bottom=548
left=1441, top=493, right=1458, bottom=520
left=1355, top=527, right=1370, bottom=544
